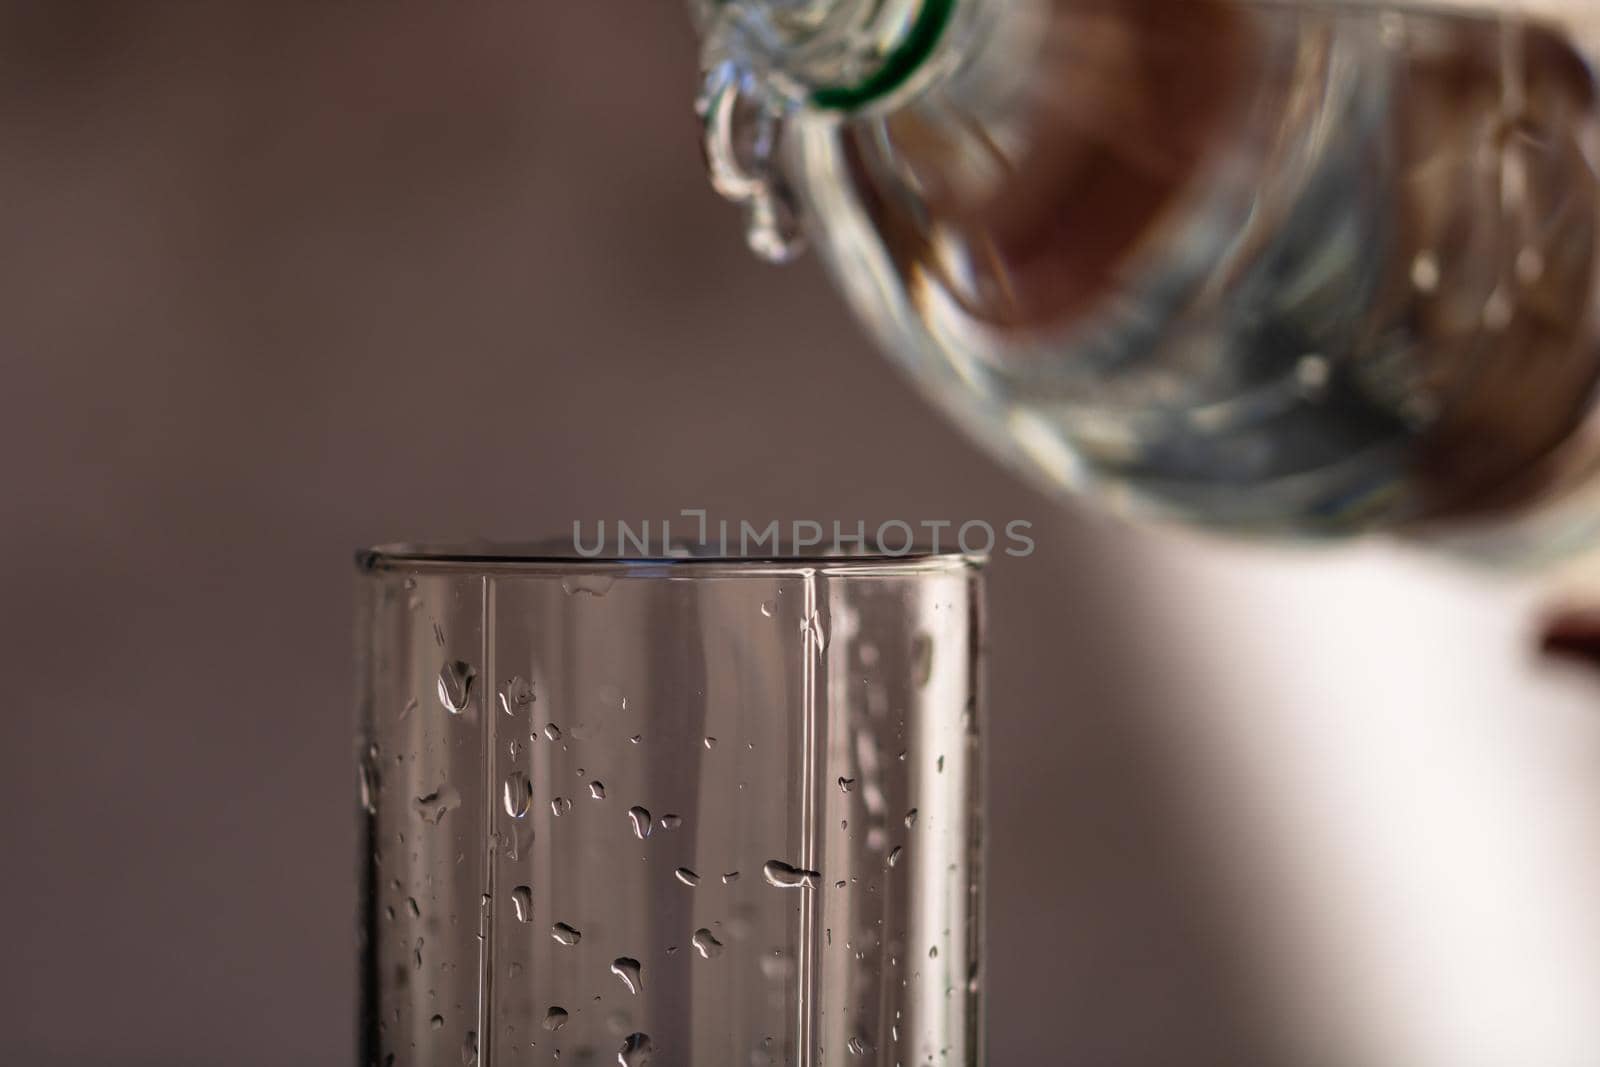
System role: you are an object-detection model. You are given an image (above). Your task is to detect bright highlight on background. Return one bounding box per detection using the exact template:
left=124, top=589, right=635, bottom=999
left=1146, top=540, right=1600, bottom=1067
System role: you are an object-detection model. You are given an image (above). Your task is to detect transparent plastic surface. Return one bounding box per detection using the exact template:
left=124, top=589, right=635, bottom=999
left=356, top=547, right=985, bottom=1066
left=699, top=1, right=1600, bottom=550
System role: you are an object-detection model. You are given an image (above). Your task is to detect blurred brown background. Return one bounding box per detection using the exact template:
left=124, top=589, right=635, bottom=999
left=5, top=5, right=1600, bottom=1065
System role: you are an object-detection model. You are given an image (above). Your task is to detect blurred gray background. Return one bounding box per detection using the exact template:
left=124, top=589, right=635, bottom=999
left=5, top=5, right=1600, bottom=1065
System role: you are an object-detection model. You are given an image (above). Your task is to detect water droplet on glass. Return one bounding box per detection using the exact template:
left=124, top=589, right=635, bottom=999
left=837, top=776, right=855, bottom=794
left=414, top=784, right=462, bottom=824
left=507, top=961, right=522, bottom=978
left=407, top=897, right=420, bottom=918
left=888, top=846, right=903, bottom=868
left=762, top=860, right=820, bottom=890
left=929, top=946, right=939, bottom=959
left=911, top=633, right=933, bottom=688
left=760, top=600, right=775, bottom=618
left=627, top=806, right=652, bottom=839
left=659, top=814, right=682, bottom=831
left=499, top=676, right=534, bottom=716
left=588, top=780, right=606, bottom=800
left=542, top=723, right=562, bottom=742
left=617, top=1032, right=654, bottom=1067
left=561, top=574, right=615, bottom=597
left=721, top=871, right=740, bottom=885
left=511, top=885, right=533, bottom=923
left=430, top=1015, right=445, bottom=1031
left=847, top=1036, right=873, bottom=1055
left=937, top=755, right=945, bottom=773
left=433, top=621, right=446, bottom=647
left=503, top=772, right=533, bottom=818
left=967, top=963, right=980, bottom=994
left=437, top=660, right=476, bottom=713
left=543, top=1007, right=569, bottom=1032
left=399, top=696, right=418, bottom=720
left=703, top=737, right=718, bottom=750
left=359, top=759, right=379, bottom=815
left=462, top=1029, right=478, bottom=1066
left=550, top=796, right=573, bottom=817
left=674, top=867, right=700, bottom=887
left=629, top=734, right=642, bottom=744
left=610, top=957, right=642, bottom=995
left=691, top=928, right=725, bottom=959
left=802, top=610, right=829, bottom=656
left=551, top=922, right=581, bottom=946
left=904, top=808, right=918, bottom=828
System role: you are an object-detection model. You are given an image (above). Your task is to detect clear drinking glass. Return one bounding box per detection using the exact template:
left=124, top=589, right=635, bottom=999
left=355, top=544, right=985, bottom=1067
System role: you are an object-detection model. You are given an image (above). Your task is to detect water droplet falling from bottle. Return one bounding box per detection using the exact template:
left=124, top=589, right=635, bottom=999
left=588, top=780, right=606, bottom=800
left=551, top=922, right=581, bottom=946
left=762, top=860, right=821, bottom=889
left=414, top=784, right=462, bottom=824
left=610, top=957, right=643, bottom=995
left=691, top=928, right=725, bottom=959
left=627, top=806, right=652, bottom=839
left=437, top=660, right=475, bottom=713
left=503, top=772, right=533, bottom=818
left=511, top=885, right=533, bottom=923
left=674, top=867, right=700, bottom=887
left=617, top=1032, right=654, bottom=1067
left=543, top=1006, right=569, bottom=1031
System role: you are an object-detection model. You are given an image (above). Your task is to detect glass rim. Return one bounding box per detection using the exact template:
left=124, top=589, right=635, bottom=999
left=357, top=541, right=986, bottom=577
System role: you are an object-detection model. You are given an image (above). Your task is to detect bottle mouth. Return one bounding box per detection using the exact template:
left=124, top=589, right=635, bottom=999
left=697, top=0, right=958, bottom=112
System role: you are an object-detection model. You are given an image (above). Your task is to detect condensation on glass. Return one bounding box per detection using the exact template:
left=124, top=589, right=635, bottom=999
left=355, top=545, right=985, bottom=1067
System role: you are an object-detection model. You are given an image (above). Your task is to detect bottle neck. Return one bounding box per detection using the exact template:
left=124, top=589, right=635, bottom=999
left=694, top=0, right=959, bottom=112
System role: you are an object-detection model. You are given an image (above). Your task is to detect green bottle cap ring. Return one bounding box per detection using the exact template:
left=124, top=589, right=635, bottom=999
left=810, top=0, right=956, bottom=111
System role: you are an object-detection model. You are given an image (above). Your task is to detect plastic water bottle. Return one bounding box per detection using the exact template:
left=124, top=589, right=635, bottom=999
left=694, top=0, right=1600, bottom=557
